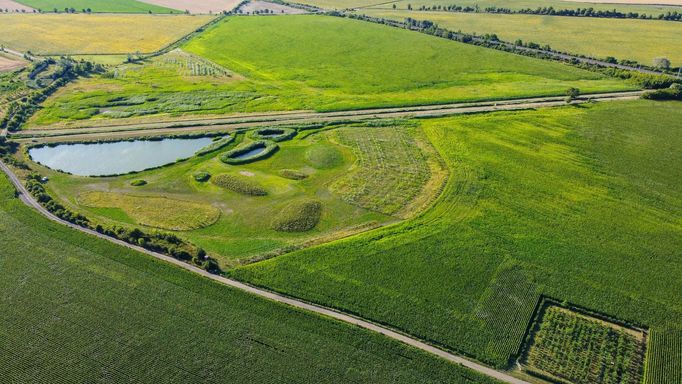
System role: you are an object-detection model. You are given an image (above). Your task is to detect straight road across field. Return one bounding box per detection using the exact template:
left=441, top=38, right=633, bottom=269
left=0, top=159, right=529, bottom=384
left=16, top=91, right=643, bottom=142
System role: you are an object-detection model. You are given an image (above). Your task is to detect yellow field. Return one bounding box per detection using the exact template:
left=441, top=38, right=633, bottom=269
left=361, top=10, right=682, bottom=66
left=78, top=191, right=221, bottom=231
left=0, top=14, right=215, bottom=55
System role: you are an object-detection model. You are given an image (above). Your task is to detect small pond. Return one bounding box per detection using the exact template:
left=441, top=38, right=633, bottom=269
left=233, top=145, right=267, bottom=160
left=29, top=137, right=214, bottom=176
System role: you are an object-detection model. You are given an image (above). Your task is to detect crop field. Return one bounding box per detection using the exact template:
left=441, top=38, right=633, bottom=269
left=232, top=100, right=682, bottom=378
left=524, top=305, right=645, bottom=384
left=644, top=327, right=682, bottom=384
left=360, top=9, right=682, bottom=66
left=0, top=174, right=502, bottom=384
left=27, top=14, right=632, bottom=127
left=0, top=0, right=34, bottom=11
left=0, top=14, right=214, bottom=55
left=26, top=122, right=441, bottom=266
left=137, top=0, right=242, bottom=14
left=330, top=125, right=437, bottom=217
left=14, top=0, right=177, bottom=13
left=298, top=0, right=682, bottom=14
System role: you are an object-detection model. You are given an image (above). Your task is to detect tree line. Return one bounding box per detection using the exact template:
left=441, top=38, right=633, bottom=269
left=404, top=4, right=682, bottom=21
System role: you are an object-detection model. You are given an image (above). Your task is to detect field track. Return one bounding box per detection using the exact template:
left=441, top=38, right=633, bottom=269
left=0, top=158, right=530, bottom=384
left=16, top=91, right=644, bottom=142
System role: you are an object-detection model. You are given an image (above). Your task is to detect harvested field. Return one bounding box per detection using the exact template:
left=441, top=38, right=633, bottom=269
left=0, top=0, right=34, bottom=11
left=13, top=0, right=177, bottom=13
left=138, top=0, right=241, bottom=13
left=567, top=0, right=682, bottom=4
left=78, top=191, right=221, bottom=231
left=0, top=14, right=214, bottom=55
left=238, top=1, right=307, bottom=14
left=0, top=53, right=26, bottom=72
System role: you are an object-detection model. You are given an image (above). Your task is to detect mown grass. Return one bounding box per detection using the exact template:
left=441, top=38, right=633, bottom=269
left=0, top=173, right=501, bottom=384
left=361, top=9, right=682, bottom=66
left=29, top=15, right=631, bottom=127
left=231, top=100, right=682, bottom=375
left=15, top=0, right=178, bottom=13
left=78, top=191, right=221, bottom=231
left=0, top=14, right=214, bottom=55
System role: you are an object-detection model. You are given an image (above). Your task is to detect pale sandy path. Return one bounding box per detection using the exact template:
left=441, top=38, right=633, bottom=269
left=0, top=0, right=34, bottom=12
left=0, top=158, right=528, bottom=384
left=138, top=0, right=242, bottom=13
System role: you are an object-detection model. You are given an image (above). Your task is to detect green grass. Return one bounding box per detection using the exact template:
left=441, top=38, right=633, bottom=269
left=360, top=9, right=682, bottom=66
left=0, top=173, right=502, bottom=384
left=15, top=0, right=178, bottom=13
left=524, top=305, right=645, bottom=384
left=271, top=198, right=323, bottom=232
left=27, top=124, right=435, bottom=265
left=30, top=15, right=631, bottom=127
left=231, top=100, right=682, bottom=375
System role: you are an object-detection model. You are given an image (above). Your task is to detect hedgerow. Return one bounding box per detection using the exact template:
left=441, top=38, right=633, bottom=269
left=279, top=169, right=308, bottom=180
left=250, top=127, right=297, bottom=142
left=195, top=135, right=234, bottom=156
left=220, top=140, right=278, bottom=165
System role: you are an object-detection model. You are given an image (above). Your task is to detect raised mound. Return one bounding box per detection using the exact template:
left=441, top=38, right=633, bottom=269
left=250, top=127, right=297, bottom=142
left=212, top=174, right=267, bottom=196
left=272, top=199, right=322, bottom=232
left=279, top=169, right=308, bottom=180
left=78, top=191, right=220, bottom=231
left=220, top=140, right=278, bottom=165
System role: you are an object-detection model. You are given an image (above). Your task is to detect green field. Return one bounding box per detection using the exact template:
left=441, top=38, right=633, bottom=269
left=360, top=9, right=682, bottom=66
left=0, top=14, right=214, bottom=55
left=26, top=122, right=441, bottom=266
left=0, top=172, right=504, bottom=384
left=15, top=0, right=178, bottom=13
left=524, top=305, right=645, bottom=383
left=28, top=15, right=631, bottom=127
left=231, top=100, right=682, bottom=377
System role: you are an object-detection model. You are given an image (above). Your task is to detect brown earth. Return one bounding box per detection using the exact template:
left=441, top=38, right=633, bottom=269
left=138, top=0, right=242, bottom=13
left=238, top=1, right=307, bottom=14
left=567, top=0, right=682, bottom=5
left=0, top=0, right=34, bottom=12
left=0, top=53, right=26, bottom=72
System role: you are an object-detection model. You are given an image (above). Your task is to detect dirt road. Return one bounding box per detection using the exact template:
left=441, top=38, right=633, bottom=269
left=16, top=91, right=644, bottom=142
left=0, top=158, right=530, bottom=384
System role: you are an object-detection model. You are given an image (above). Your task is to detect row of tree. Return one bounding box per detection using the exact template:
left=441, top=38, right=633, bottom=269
left=403, top=4, right=682, bottom=21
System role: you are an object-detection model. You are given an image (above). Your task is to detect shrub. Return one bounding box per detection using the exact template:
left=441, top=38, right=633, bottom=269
left=642, top=83, right=682, bottom=100
left=130, top=179, right=147, bottom=186
left=271, top=199, right=322, bottom=232
left=212, top=174, right=267, bottom=196
left=193, top=171, right=211, bottom=182
left=250, top=127, right=297, bottom=142
left=220, top=140, right=278, bottom=165
left=279, top=169, right=308, bottom=180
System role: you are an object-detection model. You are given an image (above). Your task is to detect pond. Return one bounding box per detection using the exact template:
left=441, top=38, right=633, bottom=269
left=29, top=137, right=214, bottom=176
left=233, top=145, right=266, bottom=160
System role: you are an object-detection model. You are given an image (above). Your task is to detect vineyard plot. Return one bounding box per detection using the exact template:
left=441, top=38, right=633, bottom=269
left=523, top=304, right=646, bottom=384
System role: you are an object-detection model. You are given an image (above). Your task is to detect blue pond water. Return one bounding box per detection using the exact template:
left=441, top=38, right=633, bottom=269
left=29, top=137, right=213, bottom=176
left=233, top=145, right=266, bottom=160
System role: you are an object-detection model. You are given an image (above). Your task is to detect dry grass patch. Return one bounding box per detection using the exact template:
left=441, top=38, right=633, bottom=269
left=78, top=191, right=220, bottom=231
left=138, top=0, right=241, bottom=13
left=0, top=14, right=214, bottom=55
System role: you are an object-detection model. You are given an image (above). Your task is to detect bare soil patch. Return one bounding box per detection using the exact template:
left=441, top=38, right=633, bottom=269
left=238, top=1, right=307, bottom=14
left=567, top=0, right=682, bottom=5
left=0, top=0, right=34, bottom=12
left=138, top=0, right=242, bottom=13
left=0, top=53, right=26, bottom=72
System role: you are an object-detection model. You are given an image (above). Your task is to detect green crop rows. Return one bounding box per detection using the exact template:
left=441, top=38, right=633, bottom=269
left=524, top=306, right=645, bottom=384
left=645, top=328, right=682, bottom=384
left=0, top=173, right=502, bottom=384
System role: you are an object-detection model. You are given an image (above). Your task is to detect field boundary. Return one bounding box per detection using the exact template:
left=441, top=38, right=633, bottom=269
left=0, top=158, right=529, bottom=384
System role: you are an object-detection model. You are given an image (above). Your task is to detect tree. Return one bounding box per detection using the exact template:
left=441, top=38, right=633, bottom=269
left=565, top=87, right=580, bottom=103
left=392, top=3, right=396, bottom=9
left=653, top=57, right=671, bottom=70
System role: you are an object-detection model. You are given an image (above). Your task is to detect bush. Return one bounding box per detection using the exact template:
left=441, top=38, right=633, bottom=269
left=250, top=127, right=297, bottom=142
left=220, top=140, right=278, bottom=165
left=279, top=169, right=308, bottom=180
left=130, top=179, right=147, bottom=186
left=271, top=199, right=322, bottom=232
left=212, top=174, right=267, bottom=196
left=642, top=83, right=682, bottom=101
left=193, top=172, right=211, bottom=182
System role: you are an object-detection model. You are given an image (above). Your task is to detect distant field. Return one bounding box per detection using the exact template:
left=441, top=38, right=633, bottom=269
left=360, top=9, right=682, bottom=66
left=137, top=0, right=241, bottom=13
left=0, top=53, right=26, bottom=72
left=232, top=100, right=682, bottom=376
left=301, top=0, right=682, bottom=13
left=14, top=0, right=177, bottom=13
left=0, top=0, right=34, bottom=11
left=0, top=14, right=214, bottom=55
left=0, top=174, right=501, bottom=384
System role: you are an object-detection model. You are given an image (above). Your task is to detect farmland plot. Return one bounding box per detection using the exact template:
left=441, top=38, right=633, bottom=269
left=13, top=0, right=177, bottom=13
left=137, top=0, right=242, bottom=14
